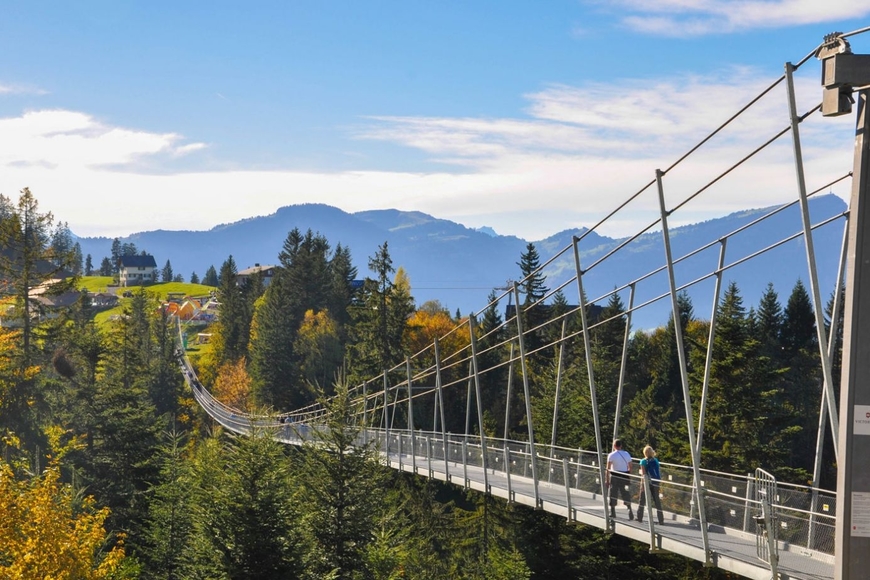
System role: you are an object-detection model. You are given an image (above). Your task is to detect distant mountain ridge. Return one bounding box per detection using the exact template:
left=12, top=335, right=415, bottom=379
left=75, top=195, right=848, bottom=329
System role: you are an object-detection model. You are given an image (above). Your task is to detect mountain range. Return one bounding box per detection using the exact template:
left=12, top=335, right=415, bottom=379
left=74, top=194, right=848, bottom=330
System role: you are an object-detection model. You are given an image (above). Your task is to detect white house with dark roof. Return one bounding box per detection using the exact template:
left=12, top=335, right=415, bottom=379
left=119, top=255, right=158, bottom=286
left=237, top=263, right=277, bottom=287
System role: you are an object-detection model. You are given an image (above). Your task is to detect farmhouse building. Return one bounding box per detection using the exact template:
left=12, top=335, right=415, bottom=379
left=238, top=263, right=277, bottom=287
left=119, top=255, right=158, bottom=286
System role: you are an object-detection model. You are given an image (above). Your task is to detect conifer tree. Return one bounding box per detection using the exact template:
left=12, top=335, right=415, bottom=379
left=188, top=429, right=303, bottom=579
left=780, top=279, right=820, bottom=474
left=517, top=243, right=547, bottom=305
left=85, top=253, right=93, bottom=276
left=0, top=189, right=75, bottom=367
left=327, top=243, right=357, bottom=332
left=111, top=238, right=121, bottom=276
left=143, top=429, right=195, bottom=579
left=0, top=189, right=76, bottom=450
left=72, top=242, right=83, bottom=275
left=79, top=293, right=163, bottom=550
left=249, top=270, right=300, bottom=409
left=590, top=291, right=629, bottom=438
left=99, top=256, right=112, bottom=276
left=478, top=289, right=510, bottom=433
left=284, top=228, right=332, bottom=318
left=49, top=221, right=74, bottom=267
left=516, top=243, right=549, bottom=354
left=161, top=260, right=173, bottom=283
left=756, top=282, right=783, bottom=360
left=624, top=292, right=695, bottom=463
left=298, top=379, right=386, bottom=580
left=189, top=271, right=199, bottom=284
left=347, top=242, right=413, bottom=384
left=698, top=282, right=784, bottom=472
left=214, top=255, right=248, bottom=363
left=202, top=265, right=219, bottom=287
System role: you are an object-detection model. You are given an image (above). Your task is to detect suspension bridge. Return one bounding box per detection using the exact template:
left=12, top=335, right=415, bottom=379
left=181, top=29, right=870, bottom=580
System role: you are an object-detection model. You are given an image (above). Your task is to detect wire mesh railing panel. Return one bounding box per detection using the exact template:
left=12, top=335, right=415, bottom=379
left=573, top=461, right=603, bottom=495
left=704, top=492, right=754, bottom=533
left=659, top=480, right=698, bottom=521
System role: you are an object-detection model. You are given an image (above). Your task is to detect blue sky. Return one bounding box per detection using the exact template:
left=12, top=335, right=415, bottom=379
left=0, top=2, right=868, bottom=240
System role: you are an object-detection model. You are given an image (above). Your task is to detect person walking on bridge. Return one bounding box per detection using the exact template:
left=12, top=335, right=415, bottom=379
left=637, top=445, right=665, bottom=525
left=606, top=439, right=633, bottom=520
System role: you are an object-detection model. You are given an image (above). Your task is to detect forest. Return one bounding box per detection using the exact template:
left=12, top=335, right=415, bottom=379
left=0, top=188, right=838, bottom=579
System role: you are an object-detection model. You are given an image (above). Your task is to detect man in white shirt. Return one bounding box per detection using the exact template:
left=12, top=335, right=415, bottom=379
left=605, top=439, right=634, bottom=520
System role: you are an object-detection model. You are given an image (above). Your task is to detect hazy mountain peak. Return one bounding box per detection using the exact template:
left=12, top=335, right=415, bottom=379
left=475, top=226, right=498, bottom=237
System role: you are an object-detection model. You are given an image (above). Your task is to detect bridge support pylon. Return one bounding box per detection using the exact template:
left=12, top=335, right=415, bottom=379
left=817, top=32, right=870, bottom=580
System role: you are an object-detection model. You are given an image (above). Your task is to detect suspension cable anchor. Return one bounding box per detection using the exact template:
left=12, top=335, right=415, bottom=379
left=816, top=32, right=870, bottom=117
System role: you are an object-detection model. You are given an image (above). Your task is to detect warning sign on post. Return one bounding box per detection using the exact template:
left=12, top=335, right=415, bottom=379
left=852, top=492, right=870, bottom=537
left=854, top=405, right=870, bottom=435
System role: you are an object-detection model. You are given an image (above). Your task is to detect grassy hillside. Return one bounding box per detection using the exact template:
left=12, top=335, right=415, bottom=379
left=79, top=277, right=215, bottom=298
left=78, top=276, right=115, bottom=293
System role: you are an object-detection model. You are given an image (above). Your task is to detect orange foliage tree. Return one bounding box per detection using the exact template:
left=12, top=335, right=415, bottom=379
left=212, top=358, right=253, bottom=412
left=404, top=309, right=468, bottom=358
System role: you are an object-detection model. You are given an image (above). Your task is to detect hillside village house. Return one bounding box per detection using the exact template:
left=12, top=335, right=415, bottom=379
left=119, top=255, right=158, bottom=286
left=238, top=264, right=277, bottom=287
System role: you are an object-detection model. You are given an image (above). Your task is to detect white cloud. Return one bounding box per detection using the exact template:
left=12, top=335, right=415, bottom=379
left=0, top=110, right=206, bottom=168
left=0, top=82, right=48, bottom=96
left=608, top=0, right=870, bottom=36
left=0, top=66, right=856, bottom=242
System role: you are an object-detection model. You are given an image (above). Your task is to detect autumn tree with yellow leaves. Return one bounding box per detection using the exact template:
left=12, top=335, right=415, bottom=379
left=0, top=460, right=129, bottom=579
left=213, top=357, right=254, bottom=412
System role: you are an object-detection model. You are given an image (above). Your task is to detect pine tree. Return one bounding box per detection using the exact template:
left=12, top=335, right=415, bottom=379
left=249, top=271, right=300, bottom=409
left=149, top=304, right=183, bottom=418
left=161, top=260, right=173, bottom=283
left=111, top=238, right=121, bottom=276
left=0, top=189, right=77, bottom=449
left=99, top=257, right=112, bottom=276
left=698, top=282, right=777, bottom=471
left=625, top=292, right=695, bottom=464
left=347, top=242, right=413, bottom=383
left=284, top=229, right=332, bottom=318
left=590, top=291, right=628, bottom=439
left=189, top=271, right=199, bottom=284
left=202, top=265, right=218, bottom=287
left=214, top=255, right=248, bottom=363
left=516, top=243, right=549, bottom=354
left=188, top=429, right=303, bottom=579
left=49, top=221, right=74, bottom=267
left=85, top=254, right=93, bottom=276
left=327, top=243, right=357, bottom=332
left=780, top=279, right=820, bottom=475
left=0, top=189, right=75, bottom=367
left=298, top=380, right=386, bottom=580
left=517, top=243, right=547, bottom=305
left=756, top=282, right=783, bottom=360
left=143, top=429, right=195, bottom=579
left=72, top=242, right=83, bottom=275
left=475, top=289, right=509, bottom=433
